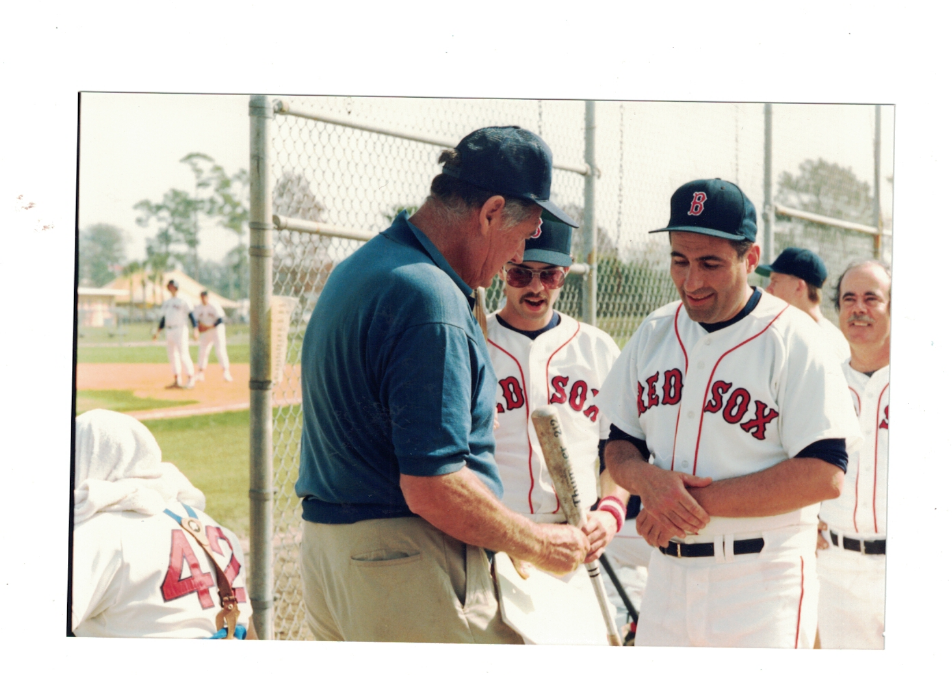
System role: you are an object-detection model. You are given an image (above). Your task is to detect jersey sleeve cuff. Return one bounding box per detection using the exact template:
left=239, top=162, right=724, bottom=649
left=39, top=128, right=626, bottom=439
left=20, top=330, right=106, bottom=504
left=794, top=438, right=847, bottom=472
left=608, top=424, right=650, bottom=461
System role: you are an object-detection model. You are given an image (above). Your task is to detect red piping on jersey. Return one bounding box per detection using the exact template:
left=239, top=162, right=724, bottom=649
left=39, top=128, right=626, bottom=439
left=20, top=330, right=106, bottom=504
left=794, top=556, right=805, bottom=648
left=543, top=320, right=581, bottom=513
left=848, top=386, right=861, bottom=415
left=670, top=304, right=690, bottom=471
left=488, top=338, right=535, bottom=514
left=852, top=451, right=861, bottom=533
left=848, top=386, right=862, bottom=533
left=692, top=306, right=789, bottom=475
left=873, top=383, right=889, bottom=534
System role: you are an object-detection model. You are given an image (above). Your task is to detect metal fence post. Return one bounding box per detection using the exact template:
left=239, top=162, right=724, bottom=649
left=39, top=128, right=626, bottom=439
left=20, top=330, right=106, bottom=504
left=248, top=94, right=274, bottom=640
left=762, top=103, right=774, bottom=268
left=873, top=104, right=882, bottom=261
left=583, top=101, right=597, bottom=326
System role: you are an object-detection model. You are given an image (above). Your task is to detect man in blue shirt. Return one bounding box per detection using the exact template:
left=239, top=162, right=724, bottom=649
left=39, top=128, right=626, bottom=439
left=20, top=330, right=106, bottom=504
left=296, top=127, right=590, bottom=643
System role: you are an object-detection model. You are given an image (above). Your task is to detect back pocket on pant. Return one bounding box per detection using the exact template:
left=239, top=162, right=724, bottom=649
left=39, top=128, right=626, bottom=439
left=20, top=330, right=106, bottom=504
left=351, top=549, right=421, bottom=567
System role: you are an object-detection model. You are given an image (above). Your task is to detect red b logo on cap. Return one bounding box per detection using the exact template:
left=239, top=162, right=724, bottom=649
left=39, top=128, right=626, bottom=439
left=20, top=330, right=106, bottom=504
left=688, top=192, right=707, bottom=216
left=531, top=224, right=543, bottom=239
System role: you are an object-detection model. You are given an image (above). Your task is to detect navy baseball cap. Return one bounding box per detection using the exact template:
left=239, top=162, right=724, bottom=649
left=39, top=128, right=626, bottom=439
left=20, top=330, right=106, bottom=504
left=442, top=126, right=579, bottom=228
left=167, top=279, right=179, bottom=289
left=650, top=178, right=757, bottom=242
left=756, top=247, right=828, bottom=288
left=523, top=216, right=574, bottom=267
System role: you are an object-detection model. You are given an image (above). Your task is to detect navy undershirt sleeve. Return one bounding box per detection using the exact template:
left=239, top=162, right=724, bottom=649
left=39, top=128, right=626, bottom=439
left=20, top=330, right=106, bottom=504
left=158, top=317, right=165, bottom=330
left=597, top=437, right=643, bottom=519
left=794, top=438, right=847, bottom=472
left=214, top=317, right=223, bottom=327
left=608, top=423, right=650, bottom=461
left=188, top=312, right=197, bottom=328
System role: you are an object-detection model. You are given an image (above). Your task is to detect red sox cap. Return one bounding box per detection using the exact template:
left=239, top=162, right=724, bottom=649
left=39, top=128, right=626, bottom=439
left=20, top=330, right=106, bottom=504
left=756, top=247, right=829, bottom=288
left=523, top=216, right=574, bottom=267
left=650, top=178, right=758, bottom=242
left=441, top=126, right=579, bottom=228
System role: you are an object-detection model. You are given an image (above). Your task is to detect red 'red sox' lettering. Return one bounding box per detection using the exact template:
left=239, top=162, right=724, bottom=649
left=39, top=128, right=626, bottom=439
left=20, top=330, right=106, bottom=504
left=499, top=376, right=525, bottom=411
left=637, top=368, right=685, bottom=414
left=879, top=405, right=888, bottom=430
left=703, top=379, right=779, bottom=440
left=547, top=376, right=600, bottom=422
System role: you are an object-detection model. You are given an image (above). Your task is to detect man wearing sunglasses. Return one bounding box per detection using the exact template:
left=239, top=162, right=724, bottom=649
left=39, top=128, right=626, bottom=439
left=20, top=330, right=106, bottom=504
left=486, top=217, right=629, bottom=596
left=295, top=126, right=590, bottom=643
left=600, top=178, right=862, bottom=648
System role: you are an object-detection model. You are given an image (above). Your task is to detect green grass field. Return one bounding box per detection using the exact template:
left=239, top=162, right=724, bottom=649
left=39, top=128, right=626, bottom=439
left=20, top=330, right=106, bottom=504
left=144, top=410, right=252, bottom=539
left=139, top=406, right=303, bottom=541
left=76, top=389, right=198, bottom=414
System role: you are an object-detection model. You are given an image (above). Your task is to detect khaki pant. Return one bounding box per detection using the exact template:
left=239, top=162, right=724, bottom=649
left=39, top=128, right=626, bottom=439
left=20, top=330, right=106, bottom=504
left=300, top=517, right=523, bottom=643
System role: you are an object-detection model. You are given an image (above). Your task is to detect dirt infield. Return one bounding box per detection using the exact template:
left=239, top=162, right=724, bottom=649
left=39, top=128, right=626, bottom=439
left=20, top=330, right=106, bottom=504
left=76, top=363, right=302, bottom=419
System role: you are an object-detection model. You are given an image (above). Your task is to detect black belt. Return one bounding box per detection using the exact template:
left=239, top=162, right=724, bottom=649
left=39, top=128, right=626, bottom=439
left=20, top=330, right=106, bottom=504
left=659, top=537, right=764, bottom=558
left=830, top=531, right=886, bottom=555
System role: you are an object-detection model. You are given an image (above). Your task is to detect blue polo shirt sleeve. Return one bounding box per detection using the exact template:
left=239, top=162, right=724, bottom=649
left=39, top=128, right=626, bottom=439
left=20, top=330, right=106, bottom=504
left=381, top=321, right=476, bottom=477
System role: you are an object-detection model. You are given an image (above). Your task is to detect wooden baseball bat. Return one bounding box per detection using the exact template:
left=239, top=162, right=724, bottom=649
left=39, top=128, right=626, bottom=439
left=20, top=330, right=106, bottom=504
left=531, top=405, right=623, bottom=647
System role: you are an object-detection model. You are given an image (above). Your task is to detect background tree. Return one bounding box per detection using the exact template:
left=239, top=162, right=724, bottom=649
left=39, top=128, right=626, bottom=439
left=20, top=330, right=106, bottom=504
left=79, top=223, right=126, bottom=287
left=135, top=188, right=206, bottom=279
left=775, top=158, right=873, bottom=223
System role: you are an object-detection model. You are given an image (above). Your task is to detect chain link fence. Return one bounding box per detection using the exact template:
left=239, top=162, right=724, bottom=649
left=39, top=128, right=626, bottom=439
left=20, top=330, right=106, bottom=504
left=250, top=96, right=893, bottom=639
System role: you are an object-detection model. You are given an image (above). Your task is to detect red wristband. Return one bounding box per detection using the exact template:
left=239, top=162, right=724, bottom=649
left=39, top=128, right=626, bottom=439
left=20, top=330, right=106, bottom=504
left=597, top=497, right=625, bottom=533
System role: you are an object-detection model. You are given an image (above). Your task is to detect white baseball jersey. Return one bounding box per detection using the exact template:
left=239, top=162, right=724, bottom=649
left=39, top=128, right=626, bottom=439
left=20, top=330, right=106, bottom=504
left=72, top=505, right=252, bottom=638
left=159, top=296, right=194, bottom=329
left=817, top=316, right=851, bottom=364
left=486, top=312, right=620, bottom=520
left=819, top=364, right=889, bottom=537
left=194, top=299, right=226, bottom=328
left=600, top=291, right=861, bottom=540
left=816, top=364, right=888, bottom=649
left=600, top=290, right=861, bottom=648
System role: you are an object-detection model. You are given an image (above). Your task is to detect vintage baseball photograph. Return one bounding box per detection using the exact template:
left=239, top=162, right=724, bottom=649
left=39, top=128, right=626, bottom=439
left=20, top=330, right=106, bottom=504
left=70, top=92, right=893, bottom=650
left=9, top=5, right=946, bottom=672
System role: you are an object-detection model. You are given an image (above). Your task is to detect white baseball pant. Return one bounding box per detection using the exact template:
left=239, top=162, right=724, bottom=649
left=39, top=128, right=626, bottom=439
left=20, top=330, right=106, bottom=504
left=635, top=528, right=819, bottom=648
left=817, top=541, right=885, bottom=649
left=198, top=324, right=230, bottom=371
left=165, top=325, right=194, bottom=379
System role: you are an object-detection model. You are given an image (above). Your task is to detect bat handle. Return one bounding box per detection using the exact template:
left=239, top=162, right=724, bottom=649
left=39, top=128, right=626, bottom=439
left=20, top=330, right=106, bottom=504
left=585, top=560, right=623, bottom=646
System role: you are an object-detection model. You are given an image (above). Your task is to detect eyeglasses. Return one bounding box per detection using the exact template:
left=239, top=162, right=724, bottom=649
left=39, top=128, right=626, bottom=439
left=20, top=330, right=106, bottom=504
left=504, top=265, right=567, bottom=289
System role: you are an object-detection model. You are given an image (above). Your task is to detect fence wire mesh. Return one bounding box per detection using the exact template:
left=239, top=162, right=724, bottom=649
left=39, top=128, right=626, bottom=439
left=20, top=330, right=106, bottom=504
left=258, top=96, right=892, bottom=639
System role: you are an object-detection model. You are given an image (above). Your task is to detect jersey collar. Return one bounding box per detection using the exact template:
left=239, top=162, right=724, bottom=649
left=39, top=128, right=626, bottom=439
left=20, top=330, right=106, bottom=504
left=698, top=287, right=763, bottom=333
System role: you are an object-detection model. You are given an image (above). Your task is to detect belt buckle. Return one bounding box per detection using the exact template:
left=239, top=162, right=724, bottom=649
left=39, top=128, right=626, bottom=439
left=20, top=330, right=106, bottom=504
left=676, top=542, right=682, bottom=558
left=860, top=539, right=866, bottom=555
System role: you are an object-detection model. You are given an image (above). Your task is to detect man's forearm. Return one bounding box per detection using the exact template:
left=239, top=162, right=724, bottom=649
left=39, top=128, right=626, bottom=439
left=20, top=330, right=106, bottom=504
left=687, top=457, right=845, bottom=518
left=599, top=465, right=630, bottom=504
left=400, top=468, right=548, bottom=563
left=604, top=439, right=651, bottom=495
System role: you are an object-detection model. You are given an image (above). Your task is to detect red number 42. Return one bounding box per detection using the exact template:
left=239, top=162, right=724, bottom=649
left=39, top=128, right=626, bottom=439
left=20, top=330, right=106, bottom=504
left=161, top=526, right=248, bottom=607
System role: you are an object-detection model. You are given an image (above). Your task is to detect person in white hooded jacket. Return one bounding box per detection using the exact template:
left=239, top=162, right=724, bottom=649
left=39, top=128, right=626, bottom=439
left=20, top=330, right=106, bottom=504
left=70, top=409, right=254, bottom=639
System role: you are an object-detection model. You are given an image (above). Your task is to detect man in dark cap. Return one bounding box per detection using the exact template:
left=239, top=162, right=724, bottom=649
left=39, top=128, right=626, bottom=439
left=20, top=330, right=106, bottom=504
left=600, top=178, right=861, bottom=648
left=296, top=127, right=589, bottom=643
left=758, top=247, right=850, bottom=362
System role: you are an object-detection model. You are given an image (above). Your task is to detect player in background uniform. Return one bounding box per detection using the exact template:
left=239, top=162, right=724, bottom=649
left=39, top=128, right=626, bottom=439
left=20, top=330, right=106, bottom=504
left=71, top=409, right=254, bottom=638
left=816, top=261, right=891, bottom=649
left=757, top=247, right=850, bottom=363
left=486, top=217, right=627, bottom=589
left=152, top=279, right=198, bottom=389
left=600, top=178, right=861, bottom=648
left=194, top=290, right=233, bottom=383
